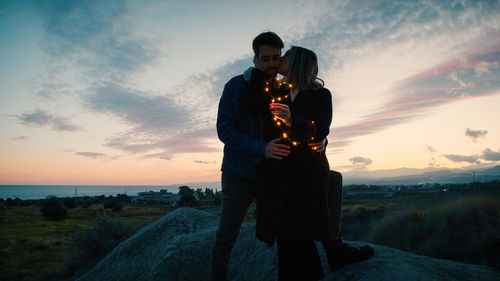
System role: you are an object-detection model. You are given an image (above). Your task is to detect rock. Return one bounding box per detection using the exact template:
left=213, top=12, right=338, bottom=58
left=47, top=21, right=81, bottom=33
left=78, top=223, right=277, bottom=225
left=75, top=208, right=500, bottom=281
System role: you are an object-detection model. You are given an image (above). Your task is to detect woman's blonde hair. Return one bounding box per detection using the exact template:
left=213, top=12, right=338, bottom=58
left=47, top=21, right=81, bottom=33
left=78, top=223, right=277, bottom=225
left=286, top=46, right=324, bottom=91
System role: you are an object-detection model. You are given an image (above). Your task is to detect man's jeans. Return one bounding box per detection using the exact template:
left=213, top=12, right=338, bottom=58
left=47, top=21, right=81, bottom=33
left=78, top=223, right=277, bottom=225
left=211, top=173, right=256, bottom=281
left=327, top=170, right=343, bottom=241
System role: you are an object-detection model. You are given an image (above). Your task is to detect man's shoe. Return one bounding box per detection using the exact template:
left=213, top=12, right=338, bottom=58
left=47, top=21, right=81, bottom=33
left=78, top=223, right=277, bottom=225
left=324, top=241, right=374, bottom=271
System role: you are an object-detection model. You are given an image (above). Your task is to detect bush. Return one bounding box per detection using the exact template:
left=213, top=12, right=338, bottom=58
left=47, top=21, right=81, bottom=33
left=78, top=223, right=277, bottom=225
left=117, top=193, right=131, bottom=202
left=79, top=196, right=93, bottom=208
left=6, top=197, right=22, bottom=206
left=63, top=197, right=76, bottom=209
left=179, top=194, right=197, bottom=206
left=39, top=216, right=136, bottom=280
left=340, top=205, right=386, bottom=240
left=40, top=196, right=68, bottom=220
left=103, top=199, right=124, bottom=212
left=72, top=216, right=134, bottom=260
left=213, top=196, right=221, bottom=205
left=367, top=195, right=500, bottom=270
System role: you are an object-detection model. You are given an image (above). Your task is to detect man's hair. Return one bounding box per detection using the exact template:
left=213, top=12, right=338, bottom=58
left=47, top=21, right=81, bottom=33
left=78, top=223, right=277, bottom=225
left=252, top=32, right=284, bottom=57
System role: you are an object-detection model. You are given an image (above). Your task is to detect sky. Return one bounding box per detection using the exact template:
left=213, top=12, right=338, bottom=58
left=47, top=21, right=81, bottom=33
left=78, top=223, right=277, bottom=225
left=1, top=0, right=500, bottom=185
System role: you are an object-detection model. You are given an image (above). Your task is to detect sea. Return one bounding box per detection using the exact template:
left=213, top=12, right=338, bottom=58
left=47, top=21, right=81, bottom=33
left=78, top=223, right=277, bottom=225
left=0, top=182, right=221, bottom=200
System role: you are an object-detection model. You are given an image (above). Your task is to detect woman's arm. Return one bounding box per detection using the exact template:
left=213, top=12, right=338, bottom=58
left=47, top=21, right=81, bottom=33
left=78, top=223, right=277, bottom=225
left=289, top=88, right=332, bottom=143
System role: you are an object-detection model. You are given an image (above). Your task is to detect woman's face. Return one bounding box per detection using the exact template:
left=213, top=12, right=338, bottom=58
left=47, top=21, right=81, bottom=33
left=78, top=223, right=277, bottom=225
left=278, top=51, right=289, bottom=76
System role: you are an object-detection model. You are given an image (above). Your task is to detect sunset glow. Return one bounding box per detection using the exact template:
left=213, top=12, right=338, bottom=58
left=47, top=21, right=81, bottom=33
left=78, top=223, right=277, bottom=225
left=1, top=0, right=499, bottom=185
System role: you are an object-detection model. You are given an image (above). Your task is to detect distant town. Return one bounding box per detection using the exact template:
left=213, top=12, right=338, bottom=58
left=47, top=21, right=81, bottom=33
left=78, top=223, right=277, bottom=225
left=2, top=180, right=498, bottom=210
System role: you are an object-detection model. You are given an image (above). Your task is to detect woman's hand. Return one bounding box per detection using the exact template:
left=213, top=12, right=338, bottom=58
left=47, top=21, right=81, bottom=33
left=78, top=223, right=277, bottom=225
left=264, top=138, right=291, bottom=160
left=269, top=103, right=292, bottom=127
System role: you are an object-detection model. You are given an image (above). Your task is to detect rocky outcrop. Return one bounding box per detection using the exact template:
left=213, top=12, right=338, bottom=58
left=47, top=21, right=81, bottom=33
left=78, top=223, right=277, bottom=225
left=75, top=208, right=499, bottom=281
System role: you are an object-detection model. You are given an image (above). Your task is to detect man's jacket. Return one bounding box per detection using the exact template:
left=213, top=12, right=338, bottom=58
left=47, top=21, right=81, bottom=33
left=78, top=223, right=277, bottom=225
left=216, top=69, right=267, bottom=179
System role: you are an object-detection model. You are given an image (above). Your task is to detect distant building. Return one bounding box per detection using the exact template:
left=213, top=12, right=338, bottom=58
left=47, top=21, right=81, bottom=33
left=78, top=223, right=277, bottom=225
left=133, top=190, right=180, bottom=205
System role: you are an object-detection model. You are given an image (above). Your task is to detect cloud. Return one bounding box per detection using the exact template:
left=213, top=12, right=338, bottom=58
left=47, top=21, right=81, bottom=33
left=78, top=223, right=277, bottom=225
left=425, top=145, right=436, bottom=153
left=474, top=61, right=499, bottom=76
left=26, top=0, right=500, bottom=160
left=18, top=109, right=81, bottom=131
left=481, top=148, right=500, bottom=161
left=332, top=44, right=500, bottom=146
left=290, top=0, right=500, bottom=74
left=465, top=128, right=488, bottom=142
left=13, top=136, right=29, bottom=141
left=443, top=154, right=479, bottom=163
left=446, top=70, right=470, bottom=90
left=293, top=1, right=500, bottom=148
left=193, top=160, right=217, bottom=164
left=38, top=0, right=159, bottom=81
left=85, top=84, right=190, bottom=132
left=82, top=83, right=218, bottom=159
left=75, top=152, right=106, bottom=159
left=350, top=156, right=372, bottom=165
left=18, top=109, right=52, bottom=126
left=33, top=0, right=223, bottom=159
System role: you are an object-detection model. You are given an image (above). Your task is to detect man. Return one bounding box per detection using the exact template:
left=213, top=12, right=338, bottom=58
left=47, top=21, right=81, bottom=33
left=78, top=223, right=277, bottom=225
left=212, top=31, right=373, bottom=281
left=212, top=31, right=289, bottom=281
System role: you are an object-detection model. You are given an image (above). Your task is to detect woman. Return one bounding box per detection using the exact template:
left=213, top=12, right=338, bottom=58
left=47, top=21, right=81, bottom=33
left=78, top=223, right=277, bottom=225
left=249, top=46, right=334, bottom=280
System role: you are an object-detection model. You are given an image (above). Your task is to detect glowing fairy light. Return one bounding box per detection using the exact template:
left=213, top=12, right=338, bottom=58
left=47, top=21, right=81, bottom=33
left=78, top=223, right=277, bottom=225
left=264, top=76, right=317, bottom=150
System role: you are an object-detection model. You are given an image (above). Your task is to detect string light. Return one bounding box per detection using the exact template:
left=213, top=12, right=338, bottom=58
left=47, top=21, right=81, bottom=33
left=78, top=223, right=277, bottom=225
left=265, top=76, right=317, bottom=150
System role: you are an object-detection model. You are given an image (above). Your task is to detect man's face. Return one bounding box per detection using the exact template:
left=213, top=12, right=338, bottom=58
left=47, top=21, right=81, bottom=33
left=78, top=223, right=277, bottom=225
left=257, top=45, right=281, bottom=76
left=278, top=51, right=289, bottom=76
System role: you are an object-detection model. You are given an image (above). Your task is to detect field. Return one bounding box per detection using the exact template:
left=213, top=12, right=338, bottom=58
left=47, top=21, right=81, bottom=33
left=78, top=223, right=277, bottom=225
left=340, top=182, right=500, bottom=271
left=0, top=203, right=179, bottom=281
left=1, top=182, right=499, bottom=281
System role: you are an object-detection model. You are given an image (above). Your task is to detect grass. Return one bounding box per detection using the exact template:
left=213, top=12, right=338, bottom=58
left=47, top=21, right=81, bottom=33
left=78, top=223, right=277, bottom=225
left=366, top=194, right=500, bottom=270
left=0, top=203, right=173, bottom=281
left=1, top=183, right=498, bottom=280
left=339, top=185, right=500, bottom=271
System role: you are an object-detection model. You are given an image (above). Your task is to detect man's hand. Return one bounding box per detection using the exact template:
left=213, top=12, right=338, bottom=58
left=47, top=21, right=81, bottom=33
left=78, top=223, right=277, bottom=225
left=308, top=138, right=327, bottom=152
left=269, top=103, right=292, bottom=127
left=265, top=138, right=291, bottom=160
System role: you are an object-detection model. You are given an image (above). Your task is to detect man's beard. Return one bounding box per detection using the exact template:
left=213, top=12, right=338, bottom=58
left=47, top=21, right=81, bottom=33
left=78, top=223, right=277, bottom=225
left=264, top=67, right=279, bottom=76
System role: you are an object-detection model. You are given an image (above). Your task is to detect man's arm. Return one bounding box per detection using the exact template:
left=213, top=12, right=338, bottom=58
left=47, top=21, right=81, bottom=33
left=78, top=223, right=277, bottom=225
left=216, top=83, right=268, bottom=165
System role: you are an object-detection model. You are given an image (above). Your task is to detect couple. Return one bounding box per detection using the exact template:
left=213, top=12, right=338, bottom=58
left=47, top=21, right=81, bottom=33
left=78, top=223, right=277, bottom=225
left=213, top=32, right=374, bottom=281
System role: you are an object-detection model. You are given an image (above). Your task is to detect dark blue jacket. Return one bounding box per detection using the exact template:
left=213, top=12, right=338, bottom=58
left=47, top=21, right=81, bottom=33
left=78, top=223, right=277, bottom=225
left=216, top=73, right=267, bottom=179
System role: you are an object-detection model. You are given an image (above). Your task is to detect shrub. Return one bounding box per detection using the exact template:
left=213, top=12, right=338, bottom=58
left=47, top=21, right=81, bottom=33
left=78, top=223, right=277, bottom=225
left=40, top=216, right=136, bottom=280
left=117, top=193, right=131, bottom=202
left=6, top=197, right=22, bottom=206
left=213, top=196, right=221, bottom=205
left=340, top=205, right=386, bottom=240
left=63, top=197, right=76, bottom=209
left=40, top=196, right=68, bottom=220
left=103, top=199, right=124, bottom=212
left=367, top=195, right=500, bottom=270
left=79, top=196, right=93, bottom=208
left=72, top=216, right=134, bottom=261
left=179, top=194, right=197, bottom=206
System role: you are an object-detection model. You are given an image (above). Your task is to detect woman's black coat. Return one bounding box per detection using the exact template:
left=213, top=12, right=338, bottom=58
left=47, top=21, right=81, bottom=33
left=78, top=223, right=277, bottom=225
left=244, top=69, right=334, bottom=246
